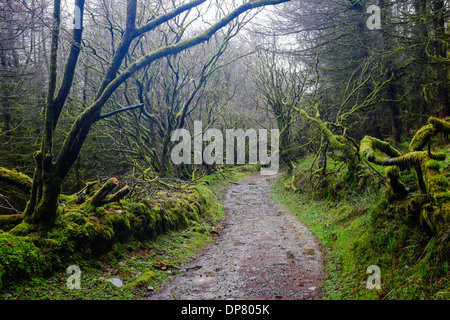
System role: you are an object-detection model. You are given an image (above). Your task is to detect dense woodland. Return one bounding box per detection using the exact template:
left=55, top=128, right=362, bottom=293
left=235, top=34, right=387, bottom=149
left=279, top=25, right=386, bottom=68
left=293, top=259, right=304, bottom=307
left=0, top=0, right=449, bottom=299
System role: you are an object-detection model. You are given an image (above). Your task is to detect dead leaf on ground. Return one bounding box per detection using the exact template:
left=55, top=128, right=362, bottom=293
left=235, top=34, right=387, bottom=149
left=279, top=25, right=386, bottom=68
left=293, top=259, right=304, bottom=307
left=153, top=262, right=169, bottom=270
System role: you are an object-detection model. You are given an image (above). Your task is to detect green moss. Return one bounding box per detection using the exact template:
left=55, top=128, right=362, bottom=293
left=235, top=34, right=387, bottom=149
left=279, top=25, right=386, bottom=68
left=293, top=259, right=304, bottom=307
left=106, top=213, right=132, bottom=242
left=0, top=167, right=33, bottom=191
left=429, top=175, right=449, bottom=189
left=409, top=124, right=435, bottom=152
left=64, top=210, right=87, bottom=225
left=426, top=159, right=442, bottom=170
left=59, top=194, right=78, bottom=206
left=9, top=222, right=35, bottom=236
left=0, top=214, right=24, bottom=231
left=126, top=270, right=158, bottom=289
left=428, top=117, right=450, bottom=134
left=360, top=136, right=402, bottom=165
left=272, top=173, right=450, bottom=300
left=192, top=184, right=212, bottom=206
left=434, top=191, right=450, bottom=201
left=385, top=166, right=409, bottom=201
left=362, top=119, right=450, bottom=235
left=0, top=231, right=45, bottom=290
left=0, top=168, right=33, bottom=214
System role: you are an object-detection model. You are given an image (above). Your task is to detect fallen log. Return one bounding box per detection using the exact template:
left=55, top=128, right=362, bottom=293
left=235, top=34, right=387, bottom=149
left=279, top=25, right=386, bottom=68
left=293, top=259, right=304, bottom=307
left=86, top=177, right=119, bottom=207
left=80, top=178, right=130, bottom=208
left=0, top=167, right=32, bottom=193
left=0, top=167, right=32, bottom=213
left=102, top=185, right=131, bottom=206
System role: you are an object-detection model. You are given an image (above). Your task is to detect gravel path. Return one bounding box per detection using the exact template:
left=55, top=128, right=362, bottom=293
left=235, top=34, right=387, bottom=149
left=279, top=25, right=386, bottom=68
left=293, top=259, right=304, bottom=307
left=148, top=174, right=324, bottom=300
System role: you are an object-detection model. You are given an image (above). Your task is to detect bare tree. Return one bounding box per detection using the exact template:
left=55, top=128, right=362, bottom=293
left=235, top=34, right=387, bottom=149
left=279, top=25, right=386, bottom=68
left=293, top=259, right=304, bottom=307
left=22, top=0, right=290, bottom=229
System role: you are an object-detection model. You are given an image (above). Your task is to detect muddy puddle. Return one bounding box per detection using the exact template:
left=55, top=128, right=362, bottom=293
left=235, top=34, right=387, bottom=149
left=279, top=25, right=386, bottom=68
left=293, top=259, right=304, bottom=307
left=148, top=174, right=323, bottom=300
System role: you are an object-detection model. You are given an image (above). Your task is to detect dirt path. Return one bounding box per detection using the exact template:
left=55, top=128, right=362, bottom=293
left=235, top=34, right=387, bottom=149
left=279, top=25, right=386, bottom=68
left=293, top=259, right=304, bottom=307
left=148, top=174, right=324, bottom=300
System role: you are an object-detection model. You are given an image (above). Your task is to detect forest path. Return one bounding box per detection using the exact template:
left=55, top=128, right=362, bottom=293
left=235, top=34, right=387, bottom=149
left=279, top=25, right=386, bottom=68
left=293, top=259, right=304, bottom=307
left=148, top=174, right=324, bottom=300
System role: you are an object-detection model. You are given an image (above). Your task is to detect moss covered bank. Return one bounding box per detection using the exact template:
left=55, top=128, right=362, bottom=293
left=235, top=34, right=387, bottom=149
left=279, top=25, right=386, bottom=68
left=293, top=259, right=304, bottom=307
left=0, top=166, right=259, bottom=295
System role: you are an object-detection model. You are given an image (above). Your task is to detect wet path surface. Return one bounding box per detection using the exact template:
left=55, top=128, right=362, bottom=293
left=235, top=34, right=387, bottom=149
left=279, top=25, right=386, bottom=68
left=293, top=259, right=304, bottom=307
left=148, top=174, right=323, bottom=300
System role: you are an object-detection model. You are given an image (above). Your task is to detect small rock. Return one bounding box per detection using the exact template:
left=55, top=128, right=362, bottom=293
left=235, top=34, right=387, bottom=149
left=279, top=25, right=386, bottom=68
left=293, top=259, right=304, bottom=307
left=147, top=286, right=154, bottom=291
left=107, top=278, right=123, bottom=288
left=308, top=286, right=316, bottom=291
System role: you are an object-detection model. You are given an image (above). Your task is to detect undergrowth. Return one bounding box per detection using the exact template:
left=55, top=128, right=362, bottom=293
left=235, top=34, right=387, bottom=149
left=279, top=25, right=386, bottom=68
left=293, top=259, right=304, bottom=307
left=272, top=158, right=449, bottom=300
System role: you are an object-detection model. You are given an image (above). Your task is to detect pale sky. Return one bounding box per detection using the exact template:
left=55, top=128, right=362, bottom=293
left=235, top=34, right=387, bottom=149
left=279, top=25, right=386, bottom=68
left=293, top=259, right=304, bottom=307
left=62, top=0, right=278, bottom=33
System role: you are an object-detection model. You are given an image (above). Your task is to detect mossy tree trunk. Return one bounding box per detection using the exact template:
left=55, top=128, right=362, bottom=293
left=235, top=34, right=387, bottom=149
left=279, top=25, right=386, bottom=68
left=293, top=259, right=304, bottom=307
left=290, top=103, right=360, bottom=184
left=287, top=57, right=394, bottom=189
left=360, top=117, right=450, bottom=234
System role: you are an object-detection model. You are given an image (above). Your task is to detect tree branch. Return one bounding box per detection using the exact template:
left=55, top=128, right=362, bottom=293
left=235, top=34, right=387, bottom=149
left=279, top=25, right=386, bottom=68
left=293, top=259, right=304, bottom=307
left=53, top=0, right=86, bottom=128
left=97, top=103, right=144, bottom=120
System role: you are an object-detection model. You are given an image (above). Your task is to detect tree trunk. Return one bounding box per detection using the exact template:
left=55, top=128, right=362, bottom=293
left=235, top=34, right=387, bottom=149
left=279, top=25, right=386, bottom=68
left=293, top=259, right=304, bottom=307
left=387, top=83, right=402, bottom=146
left=433, top=0, right=450, bottom=117
left=414, top=0, right=430, bottom=123
left=276, top=112, right=292, bottom=166
left=28, top=172, right=62, bottom=227
left=23, top=0, right=84, bottom=229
